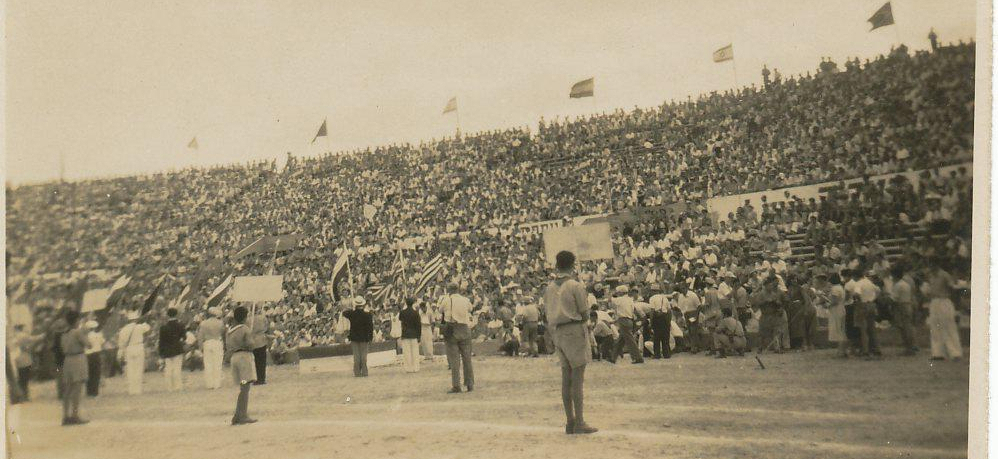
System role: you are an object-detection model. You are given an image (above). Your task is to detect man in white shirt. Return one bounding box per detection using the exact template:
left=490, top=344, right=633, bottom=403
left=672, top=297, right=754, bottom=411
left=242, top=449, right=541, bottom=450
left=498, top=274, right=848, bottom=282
left=675, top=283, right=703, bottom=353
left=197, top=307, right=226, bottom=390
left=610, top=286, right=644, bottom=364
left=441, top=282, right=475, bottom=393
left=848, top=270, right=882, bottom=358
left=418, top=300, right=436, bottom=361
left=117, top=311, right=151, bottom=395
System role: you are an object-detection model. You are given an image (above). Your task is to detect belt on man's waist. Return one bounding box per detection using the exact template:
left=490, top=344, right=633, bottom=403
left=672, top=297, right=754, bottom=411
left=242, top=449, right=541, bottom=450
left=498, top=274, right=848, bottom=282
left=555, top=319, right=586, bottom=329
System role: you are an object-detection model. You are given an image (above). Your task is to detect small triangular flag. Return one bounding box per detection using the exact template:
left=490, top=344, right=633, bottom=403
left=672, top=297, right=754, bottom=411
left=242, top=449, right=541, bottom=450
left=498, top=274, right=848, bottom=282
left=188, top=137, right=199, bottom=149
left=312, top=120, right=327, bottom=144
left=868, top=2, right=894, bottom=31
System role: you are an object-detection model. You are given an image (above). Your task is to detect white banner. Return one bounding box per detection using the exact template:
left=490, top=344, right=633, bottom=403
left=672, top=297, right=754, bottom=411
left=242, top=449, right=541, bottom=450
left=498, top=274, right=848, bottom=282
left=543, top=222, right=614, bottom=265
left=81, top=289, right=112, bottom=313
left=231, top=275, right=285, bottom=302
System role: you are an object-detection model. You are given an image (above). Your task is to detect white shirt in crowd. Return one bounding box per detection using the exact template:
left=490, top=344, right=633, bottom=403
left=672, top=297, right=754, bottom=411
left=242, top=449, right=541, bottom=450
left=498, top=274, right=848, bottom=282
left=676, top=291, right=701, bottom=313
left=117, top=322, right=150, bottom=348
left=849, top=277, right=880, bottom=303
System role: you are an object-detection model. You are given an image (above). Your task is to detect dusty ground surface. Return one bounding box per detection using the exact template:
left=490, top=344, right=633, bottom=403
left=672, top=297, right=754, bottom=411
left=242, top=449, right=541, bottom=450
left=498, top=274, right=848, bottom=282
left=7, top=349, right=968, bottom=459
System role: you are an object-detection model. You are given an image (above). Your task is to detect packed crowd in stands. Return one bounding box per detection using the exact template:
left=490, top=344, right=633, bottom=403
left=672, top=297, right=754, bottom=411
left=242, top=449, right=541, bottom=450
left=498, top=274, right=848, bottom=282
left=5, top=41, right=975, bottom=380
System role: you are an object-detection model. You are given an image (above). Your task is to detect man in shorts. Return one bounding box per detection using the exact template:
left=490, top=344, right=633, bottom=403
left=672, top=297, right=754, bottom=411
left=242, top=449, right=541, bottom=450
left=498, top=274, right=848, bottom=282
left=543, top=250, right=598, bottom=435
left=226, top=306, right=258, bottom=425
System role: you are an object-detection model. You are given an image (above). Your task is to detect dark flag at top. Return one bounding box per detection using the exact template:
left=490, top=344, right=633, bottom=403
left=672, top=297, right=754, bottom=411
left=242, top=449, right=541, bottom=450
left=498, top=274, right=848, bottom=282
left=867, top=2, right=894, bottom=31
left=569, top=78, right=594, bottom=98
left=311, top=119, right=327, bottom=144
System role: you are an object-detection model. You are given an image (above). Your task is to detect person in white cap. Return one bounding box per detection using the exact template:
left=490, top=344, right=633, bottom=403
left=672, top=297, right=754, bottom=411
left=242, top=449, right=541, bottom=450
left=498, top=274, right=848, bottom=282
left=84, top=321, right=104, bottom=397
left=117, top=310, right=151, bottom=395
left=197, top=306, right=226, bottom=389
left=611, top=284, right=644, bottom=364
left=342, top=296, right=374, bottom=377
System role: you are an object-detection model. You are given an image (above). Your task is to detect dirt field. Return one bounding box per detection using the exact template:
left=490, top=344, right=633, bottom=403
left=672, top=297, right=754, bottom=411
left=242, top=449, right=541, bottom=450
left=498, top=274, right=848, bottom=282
left=7, top=349, right=968, bottom=459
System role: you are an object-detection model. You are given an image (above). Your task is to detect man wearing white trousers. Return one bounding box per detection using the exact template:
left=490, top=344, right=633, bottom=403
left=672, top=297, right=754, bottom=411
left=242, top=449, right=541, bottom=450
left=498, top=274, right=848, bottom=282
left=117, top=311, right=151, bottom=395
left=197, top=307, right=226, bottom=389
left=418, top=301, right=435, bottom=360
left=399, top=298, right=422, bottom=373
left=159, top=308, right=187, bottom=391
left=922, top=264, right=963, bottom=360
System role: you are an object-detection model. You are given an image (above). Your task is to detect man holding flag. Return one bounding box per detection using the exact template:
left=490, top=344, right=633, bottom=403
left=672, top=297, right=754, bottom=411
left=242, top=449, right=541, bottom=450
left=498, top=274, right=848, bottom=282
left=117, top=311, right=150, bottom=395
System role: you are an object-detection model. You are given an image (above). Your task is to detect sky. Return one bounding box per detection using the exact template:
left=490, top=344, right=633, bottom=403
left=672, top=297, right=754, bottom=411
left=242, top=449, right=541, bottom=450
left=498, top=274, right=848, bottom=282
left=4, top=0, right=977, bottom=185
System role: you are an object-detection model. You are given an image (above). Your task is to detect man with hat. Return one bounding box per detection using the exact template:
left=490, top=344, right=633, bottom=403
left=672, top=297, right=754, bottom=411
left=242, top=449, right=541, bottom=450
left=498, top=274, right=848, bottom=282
left=543, top=250, right=598, bottom=434
left=440, top=282, right=475, bottom=393
left=342, top=297, right=374, bottom=377
left=117, top=310, right=151, bottom=395
left=611, top=284, right=644, bottom=364
left=197, top=306, right=226, bottom=389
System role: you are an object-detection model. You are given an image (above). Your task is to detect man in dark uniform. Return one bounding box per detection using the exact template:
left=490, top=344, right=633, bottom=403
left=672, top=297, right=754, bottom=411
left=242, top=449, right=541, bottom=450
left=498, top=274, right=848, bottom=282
left=342, top=297, right=374, bottom=377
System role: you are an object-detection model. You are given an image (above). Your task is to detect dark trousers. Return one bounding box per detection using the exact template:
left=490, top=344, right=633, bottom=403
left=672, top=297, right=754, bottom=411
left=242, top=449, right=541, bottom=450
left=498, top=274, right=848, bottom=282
left=595, top=335, right=615, bottom=362
left=86, top=353, right=102, bottom=397
left=253, top=347, right=268, bottom=383
left=652, top=331, right=671, bottom=358
left=856, top=302, right=881, bottom=356
left=102, top=349, right=122, bottom=377
left=893, top=302, right=917, bottom=350
left=351, top=342, right=369, bottom=377
left=614, top=318, right=644, bottom=362
left=445, top=338, right=474, bottom=389
left=16, top=366, right=31, bottom=400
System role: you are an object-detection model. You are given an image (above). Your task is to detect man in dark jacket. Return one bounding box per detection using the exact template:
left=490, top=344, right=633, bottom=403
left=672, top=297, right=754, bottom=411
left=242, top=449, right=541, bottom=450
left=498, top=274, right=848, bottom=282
left=158, top=308, right=186, bottom=391
left=650, top=303, right=673, bottom=359
left=399, top=298, right=422, bottom=373
left=342, top=297, right=374, bottom=377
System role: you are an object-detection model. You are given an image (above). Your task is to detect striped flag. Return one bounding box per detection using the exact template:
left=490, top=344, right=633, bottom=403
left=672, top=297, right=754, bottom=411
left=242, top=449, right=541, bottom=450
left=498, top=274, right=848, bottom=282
left=368, top=283, right=393, bottom=304
left=205, top=274, right=233, bottom=309
left=713, top=44, right=734, bottom=63
left=140, top=276, right=167, bottom=315
left=569, top=78, right=594, bottom=98
left=414, top=251, right=445, bottom=296
left=443, top=97, right=457, bottom=114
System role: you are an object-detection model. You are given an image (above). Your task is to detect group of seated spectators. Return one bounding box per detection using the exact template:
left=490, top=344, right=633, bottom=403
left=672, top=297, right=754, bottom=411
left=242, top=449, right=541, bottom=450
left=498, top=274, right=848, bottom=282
left=5, top=41, right=975, bottom=377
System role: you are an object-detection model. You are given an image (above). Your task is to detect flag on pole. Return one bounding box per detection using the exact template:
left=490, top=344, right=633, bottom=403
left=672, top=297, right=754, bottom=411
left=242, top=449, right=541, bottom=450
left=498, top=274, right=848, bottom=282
left=205, top=274, right=233, bottom=309
left=140, top=276, right=167, bottom=315
left=713, top=44, right=734, bottom=62
left=109, top=274, right=132, bottom=294
left=569, top=78, right=595, bottom=98
left=867, top=2, right=894, bottom=30
left=330, top=248, right=352, bottom=301
left=443, top=97, right=457, bottom=114
left=311, top=119, right=328, bottom=144
left=188, top=137, right=199, bottom=150
left=173, top=284, right=191, bottom=312
left=368, top=282, right=393, bottom=304
left=414, top=250, right=445, bottom=296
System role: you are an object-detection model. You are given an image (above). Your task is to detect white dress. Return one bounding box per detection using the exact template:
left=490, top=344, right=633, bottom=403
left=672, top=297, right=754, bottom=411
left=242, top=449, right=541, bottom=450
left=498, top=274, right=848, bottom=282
left=826, top=285, right=847, bottom=342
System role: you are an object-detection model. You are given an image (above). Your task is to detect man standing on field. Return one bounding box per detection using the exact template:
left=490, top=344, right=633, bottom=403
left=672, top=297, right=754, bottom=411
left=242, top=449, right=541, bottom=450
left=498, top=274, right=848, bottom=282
left=543, top=250, right=598, bottom=435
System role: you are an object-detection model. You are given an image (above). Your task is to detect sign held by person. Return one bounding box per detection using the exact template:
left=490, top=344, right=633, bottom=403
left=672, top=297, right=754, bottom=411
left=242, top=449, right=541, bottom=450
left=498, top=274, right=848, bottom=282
left=543, top=222, right=614, bottom=264
left=231, top=275, right=285, bottom=302
left=81, top=288, right=112, bottom=312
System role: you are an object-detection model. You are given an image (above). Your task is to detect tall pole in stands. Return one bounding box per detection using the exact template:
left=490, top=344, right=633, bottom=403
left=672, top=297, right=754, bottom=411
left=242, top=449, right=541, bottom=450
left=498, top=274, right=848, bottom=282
left=399, top=248, right=408, bottom=296
left=345, top=241, right=355, bottom=298
left=730, top=58, right=739, bottom=90
left=455, top=105, right=462, bottom=137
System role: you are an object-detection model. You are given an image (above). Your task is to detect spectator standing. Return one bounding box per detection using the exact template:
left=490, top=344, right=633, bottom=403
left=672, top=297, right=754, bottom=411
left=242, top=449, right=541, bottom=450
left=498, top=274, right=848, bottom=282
left=227, top=306, right=258, bottom=425
left=610, top=285, right=645, bottom=364
left=399, top=298, right=422, bottom=373
left=889, top=265, right=919, bottom=356
left=59, top=310, right=89, bottom=426
left=849, top=270, right=882, bottom=359
left=250, top=311, right=271, bottom=385
left=158, top=308, right=186, bottom=392
left=441, top=282, right=475, bottom=393
left=84, top=321, right=103, bottom=397
left=343, top=297, right=374, bottom=377
left=543, top=251, right=598, bottom=435
left=117, top=311, right=150, bottom=395
left=520, top=300, right=541, bottom=358
left=418, top=301, right=435, bottom=360
left=197, top=307, right=226, bottom=389
left=922, top=262, right=963, bottom=360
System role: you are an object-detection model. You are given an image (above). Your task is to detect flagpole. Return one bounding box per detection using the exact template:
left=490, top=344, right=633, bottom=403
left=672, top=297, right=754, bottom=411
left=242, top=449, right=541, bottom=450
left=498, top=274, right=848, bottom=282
left=345, top=242, right=355, bottom=298
left=455, top=105, right=461, bottom=137
left=399, top=248, right=408, bottom=296
left=731, top=58, right=738, bottom=90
